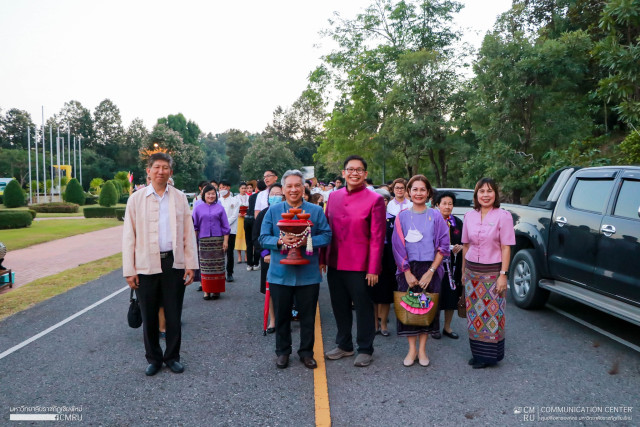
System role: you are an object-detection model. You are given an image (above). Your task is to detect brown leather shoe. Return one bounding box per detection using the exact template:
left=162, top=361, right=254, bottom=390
left=301, top=357, right=317, bottom=369
left=276, top=354, right=289, bottom=369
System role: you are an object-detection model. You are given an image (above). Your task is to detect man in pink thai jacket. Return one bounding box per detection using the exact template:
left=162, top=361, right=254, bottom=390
left=320, top=155, right=386, bottom=367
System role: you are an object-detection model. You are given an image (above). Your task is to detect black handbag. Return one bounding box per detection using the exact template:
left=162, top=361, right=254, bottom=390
left=127, top=288, right=142, bottom=328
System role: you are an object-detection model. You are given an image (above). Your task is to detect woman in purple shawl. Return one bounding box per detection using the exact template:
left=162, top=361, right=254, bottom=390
left=392, top=175, right=450, bottom=367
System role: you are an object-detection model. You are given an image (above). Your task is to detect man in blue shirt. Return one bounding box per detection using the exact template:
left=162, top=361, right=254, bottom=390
left=259, top=170, right=332, bottom=369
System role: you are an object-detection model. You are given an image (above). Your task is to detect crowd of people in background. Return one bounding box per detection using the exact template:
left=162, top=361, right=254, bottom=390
left=123, top=152, right=515, bottom=375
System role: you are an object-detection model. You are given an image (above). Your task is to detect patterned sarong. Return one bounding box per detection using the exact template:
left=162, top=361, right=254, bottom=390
left=199, top=236, right=225, bottom=274
left=464, top=261, right=505, bottom=364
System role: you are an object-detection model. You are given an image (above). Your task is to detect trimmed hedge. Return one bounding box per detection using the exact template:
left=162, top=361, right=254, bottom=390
left=0, top=210, right=32, bottom=229
left=115, top=208, right=126, bottom=221
left=3, top=180, right=25, bottom=208
left=99, top=181, right=118, bottom=207
left=29, top=202, right=79, bottom=213
left=28, top=209, right=37, bottom=219
left=84, top=206, right=116, bottom=218
left=64, top=178, right=86, bottom=205
left=119, top=194, right=129, bottom=204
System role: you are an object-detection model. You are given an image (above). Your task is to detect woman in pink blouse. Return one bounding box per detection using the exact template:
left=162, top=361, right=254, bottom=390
left=461, top=178, right=515, bottom=369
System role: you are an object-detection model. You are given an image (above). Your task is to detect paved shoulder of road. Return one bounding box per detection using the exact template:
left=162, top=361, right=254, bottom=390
left=2, top=225, right=123, bottom=293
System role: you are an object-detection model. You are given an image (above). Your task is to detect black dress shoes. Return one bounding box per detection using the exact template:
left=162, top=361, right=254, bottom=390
left=227, top=275, right=234, bottom=282
left=432, top=331, right=442, bottom=339
left=472, top=362, right=489, bottom=369
left=301, top=357, right=318, bottom=369
left=166, top=360, right=184, bottom=373
left=266, top=327, right=276, bottom=334
left=211, top=293, right=220, bottom=300
left=276, top=355, right=289, bottom=369
left=145, top=364, right=162, bottom=376
left=442, top=330, right=459, bottom=339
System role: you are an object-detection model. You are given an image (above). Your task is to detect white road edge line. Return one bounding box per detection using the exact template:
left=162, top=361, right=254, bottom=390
left=0, top=286, right=129, bottom=361
left=546, top=303, right=640, bottom=353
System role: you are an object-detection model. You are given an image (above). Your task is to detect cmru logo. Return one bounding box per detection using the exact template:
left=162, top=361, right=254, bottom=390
left=55, top=413, right=83, bottom=421
left=514, top=406, right=536, bottom=421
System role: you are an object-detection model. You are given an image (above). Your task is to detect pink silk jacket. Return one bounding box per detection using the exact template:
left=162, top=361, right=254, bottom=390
left=320, top=185, right=386, bottom=275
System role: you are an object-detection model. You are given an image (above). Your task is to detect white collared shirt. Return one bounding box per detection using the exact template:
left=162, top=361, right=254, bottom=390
left=146, top=184, right=173, bottom=251
left=220, top=193, right=239, bottom=234
left=387, top=197, right=413, bottom=217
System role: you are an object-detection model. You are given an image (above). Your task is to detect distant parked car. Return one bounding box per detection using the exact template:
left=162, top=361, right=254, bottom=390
left=434, top=188, right=474, bottom=216
left=0, top=178, right=14, bottom=196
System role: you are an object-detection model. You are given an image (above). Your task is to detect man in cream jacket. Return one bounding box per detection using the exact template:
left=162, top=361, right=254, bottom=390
left=123, top=152, right=198, bottom=376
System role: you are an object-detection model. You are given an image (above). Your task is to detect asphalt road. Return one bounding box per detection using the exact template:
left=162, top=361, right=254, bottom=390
left=0, top=265, right=638, bottom=426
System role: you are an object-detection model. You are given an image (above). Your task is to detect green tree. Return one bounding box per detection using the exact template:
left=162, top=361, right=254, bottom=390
left=619, top=130, right=640, bottom=163
left=240, top=137, right=301, bottom=180
left=89, top=178, right=104, bottom=193
left=144, top=123, right=204, bottom=190
left=224, top=129, right=251, bottom=184
left=3, top=179, right=25, bottom=208
left=465, top=15, right=594, bottom=202
left=201, top=132, right=228, bottom=182
left=594, top=0, right=640, bottom=126
left=57, top=100, right=94, bottom=145
left=0, top=109, right=35, bottom=149
left=93, top=99, right=125, bottom=156
left=114, top=171, right=131, bottom=193
left=313, top=0, right=464, bottom=184
left=64, top=178, right=86, bottom=205
left=79, top=148, right=117, bottom=190
left=99, top=180, right=118, bottom=207
left=0, top=148, right=30, bottom=186
left=158, top=113, right=202, bottom=146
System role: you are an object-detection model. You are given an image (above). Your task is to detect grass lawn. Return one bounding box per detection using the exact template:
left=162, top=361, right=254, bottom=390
left=0, top=253, right=122, bottom=321
left=2, top=218, right=121, bottom=250
left=0, top=203, right=126, bottom=217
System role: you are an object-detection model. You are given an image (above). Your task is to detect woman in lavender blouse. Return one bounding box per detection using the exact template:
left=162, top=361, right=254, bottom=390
left=392, top=175, right=450, bottom=367
left=192, top=184, right=230, bottom=300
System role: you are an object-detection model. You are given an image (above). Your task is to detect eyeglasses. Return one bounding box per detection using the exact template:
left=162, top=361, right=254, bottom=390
left=344, top=168, right=366, bottom=175
left=394, top=187, right=405, bottom=191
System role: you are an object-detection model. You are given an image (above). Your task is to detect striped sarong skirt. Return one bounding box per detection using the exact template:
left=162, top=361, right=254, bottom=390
left=464, top=261, right=505, bottom=364
left=199, top=236, right=225, bottom=275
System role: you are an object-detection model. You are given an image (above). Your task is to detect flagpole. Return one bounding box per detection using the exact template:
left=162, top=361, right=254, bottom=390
left=67, top=125, right=71, bottom=167
left=73, top=136, right=77, bottom=179
left=49, top=125, right=54, bottom=201
left=57, top=128, right=61, bottom=197
left=42, top=109, right=46, bottom=203
left=79, top=136, right=83, bottom=189
left=34, top=125, right=40, bottom=204
left=28, top=127, right=32, bottom=205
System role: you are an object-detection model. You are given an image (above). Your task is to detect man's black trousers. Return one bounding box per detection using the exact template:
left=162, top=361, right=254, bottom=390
left=136, top=253, right=186, bottom=367
left=270, top=283, right=319, bottom=359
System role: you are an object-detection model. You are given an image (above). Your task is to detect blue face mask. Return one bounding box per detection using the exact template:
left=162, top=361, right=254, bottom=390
left=268, top=196, right=282, bottom=206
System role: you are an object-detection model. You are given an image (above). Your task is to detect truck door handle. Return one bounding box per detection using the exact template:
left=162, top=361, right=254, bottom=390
left=601, top=224, right=616, bottom=236
left=556, top=216, right=567, bottom=227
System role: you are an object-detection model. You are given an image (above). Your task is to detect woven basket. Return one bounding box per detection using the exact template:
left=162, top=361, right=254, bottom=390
left=393, top=290, right=439, bottom=327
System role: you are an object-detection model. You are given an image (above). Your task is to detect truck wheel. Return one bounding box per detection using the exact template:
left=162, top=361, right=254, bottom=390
left=509, top=249, right=549, bottom=309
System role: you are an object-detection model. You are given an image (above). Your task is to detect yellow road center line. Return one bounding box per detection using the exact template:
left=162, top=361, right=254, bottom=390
left=313, top=303, right=331, bottom=427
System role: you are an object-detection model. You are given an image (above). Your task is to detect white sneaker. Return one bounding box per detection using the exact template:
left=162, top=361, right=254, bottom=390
left=252, top=265, right=261, bottom=271
left=247, top=266, right=252, bottom=271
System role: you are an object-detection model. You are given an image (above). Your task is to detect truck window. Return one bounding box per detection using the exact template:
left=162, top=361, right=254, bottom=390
left=570, top=179, right=614, bottom=213
left=613, top=179, right=640, bottom=220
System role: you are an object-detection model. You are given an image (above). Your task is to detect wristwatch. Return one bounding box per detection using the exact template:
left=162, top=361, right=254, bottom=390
left=500, top=270, right=508, bottom=277
left=429, top=267, right=436, bottom=273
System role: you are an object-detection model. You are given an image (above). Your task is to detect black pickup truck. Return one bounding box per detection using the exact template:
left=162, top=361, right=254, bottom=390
left=504, top=166, right=640, bottom=326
